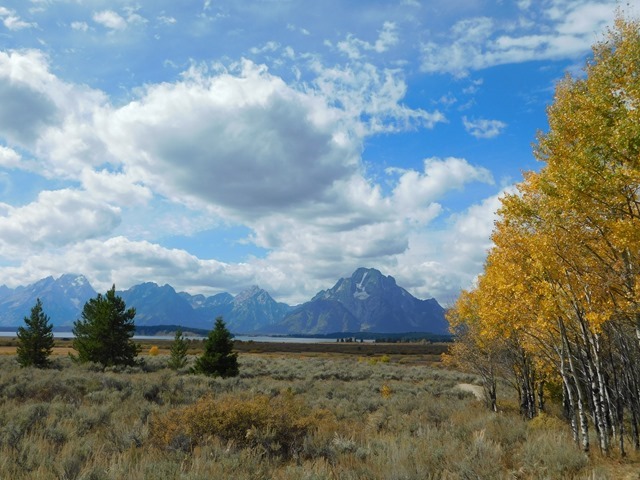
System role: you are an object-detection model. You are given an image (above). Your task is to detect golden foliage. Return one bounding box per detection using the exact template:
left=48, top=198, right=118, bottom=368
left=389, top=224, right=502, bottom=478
left=380, top=384, right=393, bottom=398
left=149, top=391, right=333, bottom=457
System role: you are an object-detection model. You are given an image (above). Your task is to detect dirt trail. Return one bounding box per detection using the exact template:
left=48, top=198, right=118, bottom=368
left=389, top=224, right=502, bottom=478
left=455, top=383, right=484, bottom=401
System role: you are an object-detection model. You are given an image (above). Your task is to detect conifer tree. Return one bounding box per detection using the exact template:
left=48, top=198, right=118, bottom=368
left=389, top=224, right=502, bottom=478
left=16, top=298, right=54, bottom=368
left=192, top=317, right=238, bottom=377
left=72, top=285, right=140, bottom=367
left=168, top=328, right=189, bottom=370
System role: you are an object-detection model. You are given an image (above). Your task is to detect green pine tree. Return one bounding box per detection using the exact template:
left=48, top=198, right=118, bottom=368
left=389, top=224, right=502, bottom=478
left=16, top=298, right=54, bottom=368
left=71, top=285, right=140, bottom=367
left=168, top=328, right=189, bottom=370
left=192, top=317, right=238, bottom=377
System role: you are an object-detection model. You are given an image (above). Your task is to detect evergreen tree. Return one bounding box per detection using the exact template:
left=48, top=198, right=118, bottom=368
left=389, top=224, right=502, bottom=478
left=72, top=285, right=140, bottom=367
left=16, top=298, right=54, bottom=368
left=192, top=317, right=238, bottom=377
left=168, top=328, right=189, bottom=370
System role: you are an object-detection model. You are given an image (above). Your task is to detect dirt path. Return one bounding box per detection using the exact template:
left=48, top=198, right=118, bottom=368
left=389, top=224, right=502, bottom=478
left=455, top=383, right=484, bottom=401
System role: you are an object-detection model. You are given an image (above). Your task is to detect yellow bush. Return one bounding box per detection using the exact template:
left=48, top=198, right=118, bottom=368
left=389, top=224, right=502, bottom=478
left=380, top=355, right=391, bottom=363
left=528, top=412, right=567, bottom=432
left=380, top=384, right=393, bottom=398
left=150, top=391, right=332, bottom=457
left=148, top=346, right=160, bottom=356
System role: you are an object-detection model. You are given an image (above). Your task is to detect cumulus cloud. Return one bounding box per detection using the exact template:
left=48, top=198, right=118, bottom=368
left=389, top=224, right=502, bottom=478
left=462, top=116, right=507, bottom=138
left=0, top=50, right=111, bottom=177
left=0, top=190, right=121, bottom=256
left=100, top=60, right=358, bottom=216
left=0, top=51, right=61, bottom=146
left=392, top=187, right=513, bottom=303
left=0, top=44, right=496, bottom=304
left=390, top=157, right=494, bottom=222
left=0, top=236, right=260, bottom=297
left=80, top=169, right=152, bottom=207
left=0, top=146, right=22, bottom=169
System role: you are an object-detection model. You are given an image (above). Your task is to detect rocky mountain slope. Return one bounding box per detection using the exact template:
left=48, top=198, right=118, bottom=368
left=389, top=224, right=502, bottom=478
left=272, top=268, right=448, bottom=334
left=0, top=268, right=447, bottom=334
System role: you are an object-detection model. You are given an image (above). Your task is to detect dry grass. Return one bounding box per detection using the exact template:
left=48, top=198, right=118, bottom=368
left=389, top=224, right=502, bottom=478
left=0, top=352, right=636, bottom=479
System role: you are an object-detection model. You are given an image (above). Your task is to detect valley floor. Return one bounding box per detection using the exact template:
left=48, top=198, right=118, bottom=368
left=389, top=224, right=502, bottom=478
left=0, top=348, right=638, bottom=479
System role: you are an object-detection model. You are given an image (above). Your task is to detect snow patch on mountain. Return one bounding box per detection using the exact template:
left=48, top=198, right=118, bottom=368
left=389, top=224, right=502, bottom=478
left=354, top=271, right=369, bottom=300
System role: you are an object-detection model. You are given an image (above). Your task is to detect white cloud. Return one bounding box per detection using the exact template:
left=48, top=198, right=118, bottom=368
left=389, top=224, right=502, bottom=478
left=0, top=49, right=110, bottom=176
left=390, top=157, right=494, bottom=223
left=93, top=10, right=127, bottom=30
left=71, top=21, right=89, bottom=32
left=80, top=169, right=152, bottom=207
left=0, top=235, right=259, bottom=297
left=393, top=187, right=512, bottom=303
left=420, top=1, right=618, bottom=76
left=100, top=60, right=359, bottom=217
left=92, top=8, right=147, bottom=31
left=0, top=146, right=22, bottom=169
left=311, top=61, right=445, bottom=135
left=157, top=15, right=177, bottom=26
left=462, top=116, right=507, bottom=138
left=517, top=0, right=532, bottom=10
left=249, top=41, right=280, bottom=55
left=0, top=189, right=121, bottom=256
left=0, top=47, right=495, bottom=304
left=0, top=7, right=36, bottom=30
left=337, top=21, right=399, bottom=59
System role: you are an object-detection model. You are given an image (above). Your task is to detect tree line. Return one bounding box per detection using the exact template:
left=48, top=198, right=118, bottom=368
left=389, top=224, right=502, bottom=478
left=16, top=286, right=238, bottom=378
left=447, top=15, right=640, bottom=456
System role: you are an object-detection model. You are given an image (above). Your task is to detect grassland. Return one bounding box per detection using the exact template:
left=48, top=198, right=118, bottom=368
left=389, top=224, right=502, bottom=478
left=0, top=342, right=637, bottom=479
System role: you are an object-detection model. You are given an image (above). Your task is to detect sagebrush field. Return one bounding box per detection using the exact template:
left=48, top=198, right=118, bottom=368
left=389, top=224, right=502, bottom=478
left=0, top=346, right=637, bottom=479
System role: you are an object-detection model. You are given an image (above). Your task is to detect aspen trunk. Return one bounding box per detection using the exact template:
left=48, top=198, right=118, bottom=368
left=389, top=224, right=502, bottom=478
left=561, top=318, right=590, bottom=451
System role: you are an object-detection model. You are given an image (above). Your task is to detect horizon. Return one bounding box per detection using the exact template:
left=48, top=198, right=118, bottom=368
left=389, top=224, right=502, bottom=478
left=0, top=1, right=637, bottom=305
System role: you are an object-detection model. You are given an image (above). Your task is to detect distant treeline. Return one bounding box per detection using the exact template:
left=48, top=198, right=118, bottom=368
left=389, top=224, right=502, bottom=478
left=134, top=325, right=210, bottom=337
left=133, top=325, right=452, bottom=342
left=320, top=331, right=452, bottom=343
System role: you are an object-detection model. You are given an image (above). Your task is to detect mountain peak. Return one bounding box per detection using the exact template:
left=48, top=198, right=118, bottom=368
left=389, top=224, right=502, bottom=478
left=352, top=267, right=382, bottom=278
left=275, top=267, right=447, bottom=335
left=58, top=273, right=87, bottom=282
left=234, top=285, right=264, bottom=303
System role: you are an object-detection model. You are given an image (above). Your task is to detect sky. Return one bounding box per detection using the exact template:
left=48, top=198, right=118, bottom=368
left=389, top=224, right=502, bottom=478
left=0, top=0, right=636, bottom=306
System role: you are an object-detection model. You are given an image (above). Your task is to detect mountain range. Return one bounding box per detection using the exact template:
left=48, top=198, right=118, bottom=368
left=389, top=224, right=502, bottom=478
left=0, top=268, right=448, bottom=335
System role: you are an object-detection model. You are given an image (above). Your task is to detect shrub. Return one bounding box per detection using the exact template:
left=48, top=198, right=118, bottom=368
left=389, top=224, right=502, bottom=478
left=148, top=346, right=160, bottom=356
left=150, top=391, right=329, bottom=458
left=380, top=384, right=393, bottom=399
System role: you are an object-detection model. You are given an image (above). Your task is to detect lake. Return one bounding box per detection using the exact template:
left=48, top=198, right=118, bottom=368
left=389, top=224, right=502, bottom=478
left=0, top=332, right=351, bottom=343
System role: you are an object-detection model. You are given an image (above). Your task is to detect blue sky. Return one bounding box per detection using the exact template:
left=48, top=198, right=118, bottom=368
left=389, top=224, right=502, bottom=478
left=0, top=0, right=635, bottom=305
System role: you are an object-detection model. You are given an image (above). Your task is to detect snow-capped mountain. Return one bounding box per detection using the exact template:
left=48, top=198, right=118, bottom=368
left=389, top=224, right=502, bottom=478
left=0, top=268, right=447, bottom=335
left=0, top=274, right=97, bottom=327
left=270, top=268, right=448, bottom=334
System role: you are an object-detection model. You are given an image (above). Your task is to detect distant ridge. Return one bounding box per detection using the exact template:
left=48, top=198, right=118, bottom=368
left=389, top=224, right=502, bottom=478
left=0, top=268, right=447, bottom=335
